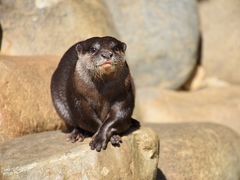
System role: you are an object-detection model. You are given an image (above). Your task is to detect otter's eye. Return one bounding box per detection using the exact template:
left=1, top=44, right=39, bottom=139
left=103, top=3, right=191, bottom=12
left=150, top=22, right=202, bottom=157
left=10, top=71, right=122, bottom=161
left=89, top=47, right=98, bottom=54
left=113, top=46, right=121, bottom=52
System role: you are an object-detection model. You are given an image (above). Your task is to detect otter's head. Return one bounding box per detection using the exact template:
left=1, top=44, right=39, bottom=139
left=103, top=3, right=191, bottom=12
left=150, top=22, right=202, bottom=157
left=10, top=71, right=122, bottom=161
left=75, top=36, right=127, bottom=79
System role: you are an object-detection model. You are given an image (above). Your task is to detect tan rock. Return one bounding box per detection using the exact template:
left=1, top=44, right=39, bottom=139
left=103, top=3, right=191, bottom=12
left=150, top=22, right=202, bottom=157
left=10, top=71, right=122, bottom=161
left=204, top=77, right=231, bottom=88
left=0, top=127, right=159, bottom=180
left=199, top=0, right=240, bottom=84
left=0, top=0, right=117, bottom=55
left=147, top=123, right=240, bottom=180
left=0, top=55, right=63, bottom=143
left=135, top=86, right=240, bottom=134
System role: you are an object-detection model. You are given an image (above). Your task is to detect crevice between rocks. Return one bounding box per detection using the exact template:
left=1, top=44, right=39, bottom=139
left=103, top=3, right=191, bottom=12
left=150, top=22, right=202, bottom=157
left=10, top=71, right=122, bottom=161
left=0, top=23, right=2, bottom=51
left=156, top=168, right=167, bottom=180
left=179, top=32, right=203, bottom=91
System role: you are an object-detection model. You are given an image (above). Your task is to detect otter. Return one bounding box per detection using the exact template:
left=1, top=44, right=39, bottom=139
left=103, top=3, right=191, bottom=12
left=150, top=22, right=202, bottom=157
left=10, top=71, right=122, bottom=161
left=51, top=36, right=138, bottom=152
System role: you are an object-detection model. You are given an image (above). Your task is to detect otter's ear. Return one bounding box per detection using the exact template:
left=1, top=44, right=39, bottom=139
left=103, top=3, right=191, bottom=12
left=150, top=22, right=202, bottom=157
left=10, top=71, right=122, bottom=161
left=75, top=44, right=82, bottom=56
left=122, top=42, right=127, bottom=52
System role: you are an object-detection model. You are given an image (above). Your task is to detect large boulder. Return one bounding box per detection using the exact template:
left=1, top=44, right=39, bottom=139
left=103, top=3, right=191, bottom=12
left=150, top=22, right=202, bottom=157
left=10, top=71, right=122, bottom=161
left=104, top=0, right=200, bottom=89
left=147, top=123, right=240, bottom=180
left=199, top=0, right=240, bottom=84
left=135, top=86, right=240, bottom=134
left=0, top=0, right=117, bottom=55
left=0, top=55, right=63, bottom=143
left=0, top=128, right=159, bottom=179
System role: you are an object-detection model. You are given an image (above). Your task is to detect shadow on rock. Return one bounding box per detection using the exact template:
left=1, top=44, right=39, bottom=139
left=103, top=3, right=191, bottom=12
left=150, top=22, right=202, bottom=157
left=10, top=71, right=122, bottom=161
left=180, top=32, right=203, bottom=90
left=122, top=118, right=141, bottom=136
left=157, top=168, right=167, bottom=180
left=0, top=23, right=2, bottom=51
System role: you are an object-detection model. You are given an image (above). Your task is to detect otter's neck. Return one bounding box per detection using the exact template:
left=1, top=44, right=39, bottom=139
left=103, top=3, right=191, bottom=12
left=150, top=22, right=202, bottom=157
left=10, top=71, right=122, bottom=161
left=92, top=63, right=129, bottom=84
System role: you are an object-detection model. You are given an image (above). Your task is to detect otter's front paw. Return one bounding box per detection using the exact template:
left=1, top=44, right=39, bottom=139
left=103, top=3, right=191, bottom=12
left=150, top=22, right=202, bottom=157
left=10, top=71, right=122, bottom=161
left=89, top=133, right=108, bottom=152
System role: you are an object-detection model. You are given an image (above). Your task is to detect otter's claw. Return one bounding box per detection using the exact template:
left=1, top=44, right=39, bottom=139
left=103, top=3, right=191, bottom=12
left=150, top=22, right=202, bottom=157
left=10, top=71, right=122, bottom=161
left=110, top=135, right=122, bottom=147
left=89, top=133, right=108, bottom=152
left=66, top=128, right=85, bottom=143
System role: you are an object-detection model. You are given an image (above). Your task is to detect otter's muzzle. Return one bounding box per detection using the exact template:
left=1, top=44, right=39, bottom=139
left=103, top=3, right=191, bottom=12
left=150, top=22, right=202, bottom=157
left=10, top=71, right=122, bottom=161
left=100, top=50, right=113, bottom=59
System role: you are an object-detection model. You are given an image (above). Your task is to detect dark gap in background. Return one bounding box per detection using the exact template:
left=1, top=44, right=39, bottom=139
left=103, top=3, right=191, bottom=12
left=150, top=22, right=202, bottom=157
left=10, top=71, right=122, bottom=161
left=195, top=32, right=203, bottom=66
left=179, top=32, right=203, bottom=90
left=0, top=23, right=2, bottom=51
left=156, top=168, right=167, bottom=180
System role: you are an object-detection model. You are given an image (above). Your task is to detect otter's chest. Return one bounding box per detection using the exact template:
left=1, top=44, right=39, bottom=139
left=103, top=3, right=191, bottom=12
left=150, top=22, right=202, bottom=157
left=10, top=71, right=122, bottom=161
left=87, top=83, right=124, bottom=121
left=73, top=70, right=125, bottom=121
left=90, top=96, right=110, bottom=121
left=81, top=89, right=110, bottom=122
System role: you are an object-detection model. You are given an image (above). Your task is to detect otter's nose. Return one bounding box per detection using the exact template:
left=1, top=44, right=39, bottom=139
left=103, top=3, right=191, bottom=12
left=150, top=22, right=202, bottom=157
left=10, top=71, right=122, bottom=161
left=101, top=51, right=113, bottom=59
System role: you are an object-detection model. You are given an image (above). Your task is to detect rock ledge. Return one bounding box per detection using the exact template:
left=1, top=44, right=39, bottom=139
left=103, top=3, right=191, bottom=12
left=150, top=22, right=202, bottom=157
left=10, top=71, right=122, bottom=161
left=0, top=127, right=159, bottom=180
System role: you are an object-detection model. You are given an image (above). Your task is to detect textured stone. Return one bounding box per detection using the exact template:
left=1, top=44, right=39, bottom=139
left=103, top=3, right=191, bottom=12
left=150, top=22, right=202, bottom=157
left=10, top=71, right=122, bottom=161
left=0, top=55, right=63, bottom=143
left=0, top=127, right=159, bottom=180
left=104, top=0, right=200, bottom=89
left=0, top=0, right=117, bottom=55
left=147, top=123, right=240, bottom=180
left=135, top=86, right=240, bottom=134
left=199, top=0, right=240, bottom=84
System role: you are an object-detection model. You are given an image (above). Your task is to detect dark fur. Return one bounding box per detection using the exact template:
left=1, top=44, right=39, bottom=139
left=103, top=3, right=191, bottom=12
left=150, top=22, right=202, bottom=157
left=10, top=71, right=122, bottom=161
left=51, top=36, right=137, bottom=152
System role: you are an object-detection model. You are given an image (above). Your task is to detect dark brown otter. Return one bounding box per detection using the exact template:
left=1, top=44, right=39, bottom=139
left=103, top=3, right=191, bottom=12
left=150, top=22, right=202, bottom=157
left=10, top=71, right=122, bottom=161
left=51, top=36, right=138, bottom=152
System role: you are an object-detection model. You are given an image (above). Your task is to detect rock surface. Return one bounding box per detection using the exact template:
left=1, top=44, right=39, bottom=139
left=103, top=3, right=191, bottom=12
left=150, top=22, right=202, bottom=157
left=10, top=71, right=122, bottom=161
left=104, top=0, right=200, bottom=89
left=0, top=127, right=159, bottom=180
left=135, top=86, right=240, bottom=134
left=0, top=0, right=117, bottom=55
left=199, top=0, right=240, bottom=84
left=147, top=123, right=240, bottom=180
left=0, top=55, right=63, bottom=143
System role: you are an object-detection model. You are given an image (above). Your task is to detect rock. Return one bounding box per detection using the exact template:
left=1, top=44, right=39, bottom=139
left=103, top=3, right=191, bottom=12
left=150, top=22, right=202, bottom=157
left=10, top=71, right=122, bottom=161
left=0, top=0, right=117, bottom=55
left=147, top=123, right=240, bottom=180
left=0, top=55, right=63, bottom=143
left=0, top=128, right=159, bottom=180
left=199, top=0, right=240, bottom=84
left=135, top=86, right=240, bottom=134
left=104, top=0, right=200, bottom=89
left=204, top=77, right=231, bottom=88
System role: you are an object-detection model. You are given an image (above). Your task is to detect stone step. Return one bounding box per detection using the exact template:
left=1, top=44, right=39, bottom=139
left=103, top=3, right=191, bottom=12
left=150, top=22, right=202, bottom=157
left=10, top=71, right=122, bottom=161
left=0, top=127, right=159, bottom=180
